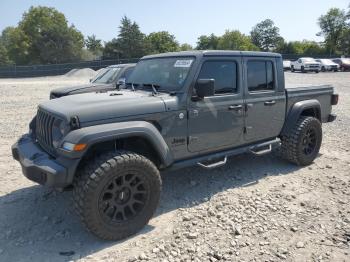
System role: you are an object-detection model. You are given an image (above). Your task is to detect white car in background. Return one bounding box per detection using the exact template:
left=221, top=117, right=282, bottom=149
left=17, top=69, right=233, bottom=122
left=291, top=57, right=321, bottom=73
left=283, top=60, right=291, bottom=71
left=315, top=59, right=339, bottom=72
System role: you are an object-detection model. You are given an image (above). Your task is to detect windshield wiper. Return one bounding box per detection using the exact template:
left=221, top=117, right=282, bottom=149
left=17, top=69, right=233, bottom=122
left=125, top=82, right=136, bottom=91
left=141, top=83, right=159, bottom=95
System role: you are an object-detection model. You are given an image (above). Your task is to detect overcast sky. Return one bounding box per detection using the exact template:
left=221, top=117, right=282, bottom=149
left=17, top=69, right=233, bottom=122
left=0, top=0, right=349, bottom=46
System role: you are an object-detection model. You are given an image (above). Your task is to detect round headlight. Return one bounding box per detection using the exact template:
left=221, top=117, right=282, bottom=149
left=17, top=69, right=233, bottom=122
left=52, top=119, right=69, bottom=148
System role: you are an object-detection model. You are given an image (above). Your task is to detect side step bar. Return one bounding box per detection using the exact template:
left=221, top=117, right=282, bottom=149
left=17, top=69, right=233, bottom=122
left=197, top=157, right=227, bottom=169
left=167, top=138, right=281, bottom=172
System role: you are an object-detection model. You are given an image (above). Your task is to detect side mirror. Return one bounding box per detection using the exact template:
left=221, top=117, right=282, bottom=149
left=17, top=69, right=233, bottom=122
left=194, top=79, right=215, bottom=99
left=89, top=78, right=93, bottom=83
left=116, top=77, right=126, bottom=88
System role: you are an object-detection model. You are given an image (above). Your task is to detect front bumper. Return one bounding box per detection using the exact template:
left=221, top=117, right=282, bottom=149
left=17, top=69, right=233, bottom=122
left=12, top=134, right=69, bottom=187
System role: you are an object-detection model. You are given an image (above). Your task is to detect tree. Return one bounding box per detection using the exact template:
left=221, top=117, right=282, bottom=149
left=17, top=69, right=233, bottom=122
left=1, top=27, right=30, bottom=64
left=0, top=6, right=84, bottom=65
left=117, top=16, right=147, bottom=58
left=0, top=42, right=11, bottom=66
left=217, top=30, right=259, bottom=51
left=180, top=43, right=193, bottom=51
left=338, top=28, right=350, bottom=55
left=196, top=33, right=219, bottom=50
left=250, top=19, right=282, bottom=51
left=318, top=8, right=348, bottom=54
left=146, top=31, right=179, bottom=53
left=85, top=34, right=103, bottom=55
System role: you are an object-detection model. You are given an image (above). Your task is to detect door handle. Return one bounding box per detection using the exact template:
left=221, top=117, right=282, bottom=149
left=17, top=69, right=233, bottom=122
left=264, top=100, right=276, bottom=106
left=228, top=105, right=243, bottom=110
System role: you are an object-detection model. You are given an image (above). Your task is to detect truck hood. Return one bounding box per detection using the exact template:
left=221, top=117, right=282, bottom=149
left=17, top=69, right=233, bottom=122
left=40, top=90, right=167, bottom=124
left=50, top=83, right=114, bottom=97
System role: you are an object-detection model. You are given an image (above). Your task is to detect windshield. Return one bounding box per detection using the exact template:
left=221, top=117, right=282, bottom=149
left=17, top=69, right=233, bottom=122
left=127, top=57, right=195, bottom=91
left=302, top=58, right=316, bottom=63
left=92, top=67, right=122, bottom=84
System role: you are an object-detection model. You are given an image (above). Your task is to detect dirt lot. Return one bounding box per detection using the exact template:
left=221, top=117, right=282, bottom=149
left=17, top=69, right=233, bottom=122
left=0, top=72, right=349, bottom=262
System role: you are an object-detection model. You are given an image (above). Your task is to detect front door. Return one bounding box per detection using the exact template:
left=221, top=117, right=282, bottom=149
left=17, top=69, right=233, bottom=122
left=188, top=58, right=244, bottom=153
left=243, top=58, right=285, bottom=141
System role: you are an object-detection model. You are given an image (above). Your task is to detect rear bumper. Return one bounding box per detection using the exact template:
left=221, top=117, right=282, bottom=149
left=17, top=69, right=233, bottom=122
left=328, top=114, right=337, bottom=122
left=12, top=134, right=69, bottom=187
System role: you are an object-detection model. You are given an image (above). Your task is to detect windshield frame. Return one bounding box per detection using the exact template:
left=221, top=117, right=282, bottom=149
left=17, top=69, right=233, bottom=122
left=126, top=56, right=196, bottom=93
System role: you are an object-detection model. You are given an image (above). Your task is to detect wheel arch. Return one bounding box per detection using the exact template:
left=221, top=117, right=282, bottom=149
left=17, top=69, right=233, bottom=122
left=281, top=99, right=321, bottom=136
left=60, top=121, right=173, bottom=184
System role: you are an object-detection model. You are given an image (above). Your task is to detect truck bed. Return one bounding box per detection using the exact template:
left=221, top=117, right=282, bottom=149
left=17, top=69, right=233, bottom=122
left=285, top=84, right=334, bottom=123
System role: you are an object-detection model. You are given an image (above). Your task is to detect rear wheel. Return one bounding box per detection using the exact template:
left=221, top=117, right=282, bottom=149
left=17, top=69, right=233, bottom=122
left=73, top=151, right=161, bottom=240
left=315, top=70, right=319, bottom=73
left=280, top=116, right=322, bottom=166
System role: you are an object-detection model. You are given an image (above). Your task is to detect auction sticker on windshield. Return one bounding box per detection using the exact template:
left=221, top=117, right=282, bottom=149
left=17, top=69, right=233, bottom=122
left=174, top=60, right=193, bottom=67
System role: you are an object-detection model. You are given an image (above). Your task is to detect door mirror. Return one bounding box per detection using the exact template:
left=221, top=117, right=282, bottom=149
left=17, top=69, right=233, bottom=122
left=116, top=77, right=126, bottom=88
left=89, top=78, right=93, bottom=83
left=194, top=79, right=215, bottom=99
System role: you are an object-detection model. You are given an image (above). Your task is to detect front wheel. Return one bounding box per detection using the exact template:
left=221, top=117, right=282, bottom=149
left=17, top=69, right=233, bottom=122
left=73, top=151, right=161, bottom=240
left=280, top=116, right=322, bottom=166
left=301, top=66, right=305, bottom=73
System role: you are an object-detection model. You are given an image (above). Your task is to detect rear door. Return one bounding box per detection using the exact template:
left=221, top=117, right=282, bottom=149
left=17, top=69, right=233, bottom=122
left=243, top=57, right=285, bottom=141
left=188, top=57, right=245, bottom=152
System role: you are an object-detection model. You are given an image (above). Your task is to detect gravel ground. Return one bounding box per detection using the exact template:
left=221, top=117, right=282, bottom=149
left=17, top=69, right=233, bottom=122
left=0, top=72, right=349, bottom=262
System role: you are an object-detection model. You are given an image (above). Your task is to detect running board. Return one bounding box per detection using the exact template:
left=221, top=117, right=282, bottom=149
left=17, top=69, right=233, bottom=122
left=249, top=139, right=280, bottom=155
left=197, top=156, right=227, bottom=169
left=167, top=138, right=281, bottom=172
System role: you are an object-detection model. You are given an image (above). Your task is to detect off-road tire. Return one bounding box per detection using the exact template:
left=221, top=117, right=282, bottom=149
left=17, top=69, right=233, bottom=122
left=280, top=116, right=322, bottom=166
left=73, top=151, right=161, bottom=240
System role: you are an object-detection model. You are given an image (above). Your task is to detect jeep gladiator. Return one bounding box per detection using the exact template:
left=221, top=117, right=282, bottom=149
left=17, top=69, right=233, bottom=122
left=12, top=51, right=338, bottom=240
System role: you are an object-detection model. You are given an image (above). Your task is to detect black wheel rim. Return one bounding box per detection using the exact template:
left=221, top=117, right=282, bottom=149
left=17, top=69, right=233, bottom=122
left=302, top=128, right=317, bottom=155
left=98, top=173, right=148, bottom=224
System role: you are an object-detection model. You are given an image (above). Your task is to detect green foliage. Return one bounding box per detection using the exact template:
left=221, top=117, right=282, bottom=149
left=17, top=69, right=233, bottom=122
left=275, top=40, right=327, bottom=55
left=338, top=28, right=350, bottom=54
left=146, top=31, right=179, bottom=54
left=0, top=41, right=12, bottom=66
left=250, top=19, right=282, bottom=51
left=318, top=8, right=348, bottom=54
left=0, top=6, right=84, bottom=65
left=1, top=27, right=30, bottom=64
left=196, top=33, right=219, bottom=50
left=103, top=16, right=147, bottom=59
left=217, top=30, right=259, bottom=51
left=180, top=43, right=193, bottom=51
left=85, top=35, right=102, bottom=55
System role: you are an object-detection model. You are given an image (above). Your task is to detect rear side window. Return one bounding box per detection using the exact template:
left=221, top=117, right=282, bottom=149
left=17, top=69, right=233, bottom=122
left=247, top=61, right=275, bottom=92
left=198, top=61, right=237, bottom=95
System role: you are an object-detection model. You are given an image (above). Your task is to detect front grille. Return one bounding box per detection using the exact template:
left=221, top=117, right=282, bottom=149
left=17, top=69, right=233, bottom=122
left=36, top=109, right=56, bottom=154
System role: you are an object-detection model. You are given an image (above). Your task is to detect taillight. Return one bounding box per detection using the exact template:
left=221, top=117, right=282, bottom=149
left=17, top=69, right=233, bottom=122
left=331, top=94, right=339, bottom=105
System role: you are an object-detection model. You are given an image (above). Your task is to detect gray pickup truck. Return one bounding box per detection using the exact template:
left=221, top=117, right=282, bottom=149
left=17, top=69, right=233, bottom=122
left=12, top=51, right=338, bottom=240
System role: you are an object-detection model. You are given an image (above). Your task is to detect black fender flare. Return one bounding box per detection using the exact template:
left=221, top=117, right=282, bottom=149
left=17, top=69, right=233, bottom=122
left=281, top=99, right=321, bottom=136
left=58, top=121, right=173, bottom=181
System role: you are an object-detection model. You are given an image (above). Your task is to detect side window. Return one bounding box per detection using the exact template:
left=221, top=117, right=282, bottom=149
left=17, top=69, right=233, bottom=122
left=197, top=61, right=237, bottom=95
left=247, top=61, right=275, bottom=92
left=298, top=59, right=301, bottom=63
